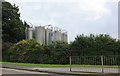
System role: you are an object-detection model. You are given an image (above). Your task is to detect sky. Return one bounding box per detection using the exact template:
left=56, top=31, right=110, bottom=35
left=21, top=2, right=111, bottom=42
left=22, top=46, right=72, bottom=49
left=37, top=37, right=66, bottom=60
left=6, top=0, right=119, bottom=42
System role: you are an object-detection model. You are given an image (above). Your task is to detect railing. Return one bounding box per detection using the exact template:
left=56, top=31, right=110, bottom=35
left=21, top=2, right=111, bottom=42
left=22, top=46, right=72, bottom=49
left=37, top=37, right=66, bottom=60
left=70, top=55, right=120, bottom=73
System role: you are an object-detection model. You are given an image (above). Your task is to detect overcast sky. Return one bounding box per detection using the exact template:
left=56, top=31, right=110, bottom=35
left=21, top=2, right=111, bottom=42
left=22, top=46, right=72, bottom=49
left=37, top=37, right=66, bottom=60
left=6, top=0, right=119, bottom=42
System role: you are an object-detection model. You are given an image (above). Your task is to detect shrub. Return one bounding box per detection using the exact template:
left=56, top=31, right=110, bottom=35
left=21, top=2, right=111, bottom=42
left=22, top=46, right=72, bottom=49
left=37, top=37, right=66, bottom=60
left=4, top=39, right=44, bottom=63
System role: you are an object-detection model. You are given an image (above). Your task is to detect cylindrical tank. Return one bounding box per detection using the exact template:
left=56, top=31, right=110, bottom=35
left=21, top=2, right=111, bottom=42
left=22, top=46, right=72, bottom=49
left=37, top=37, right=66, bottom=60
left=25, top=27, right=33, bottom=39
left=45, top=28, right=52, bottom=45
left=35, top=26, right=45, bottom=45
left=64, top=33, right=68, bottom=42
left=61, top=33, right=65, bottom=41
left=61, top=32, right=68, bottom=42
left=52, top=30, right=62, bottom=41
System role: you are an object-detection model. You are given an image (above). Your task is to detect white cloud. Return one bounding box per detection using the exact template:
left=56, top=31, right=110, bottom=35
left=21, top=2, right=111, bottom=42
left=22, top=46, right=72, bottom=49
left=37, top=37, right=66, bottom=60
left=67, top=0, right=111, bottom=21
left=6, top=0, right=119, bottom=41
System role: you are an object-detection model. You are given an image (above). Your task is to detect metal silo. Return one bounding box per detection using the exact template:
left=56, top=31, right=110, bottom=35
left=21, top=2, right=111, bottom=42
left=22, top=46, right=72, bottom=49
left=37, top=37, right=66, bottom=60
left=35, top=26, right=45, bottom=45
left=52, top=30, right=62, bottom=41
left=61, top=32, right=67, bottom=42
left=61, top=33, right=65, bottom=42
left=52, top=27, right=62, bottom=41
left=45, top=28, right=52, bottom=45
left=25, top=27, right=33, bottom=39
left=64, top=32, right=68, bottom=42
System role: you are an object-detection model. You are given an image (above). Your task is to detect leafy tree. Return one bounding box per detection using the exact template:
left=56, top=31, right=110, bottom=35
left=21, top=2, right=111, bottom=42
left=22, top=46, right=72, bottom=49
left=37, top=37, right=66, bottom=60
left=47, top=41, right=69, bottom=64
left=2, top=1, right=26, bottom=52
left=2, top=2, right=26, bottom=43
left=3, top=40, right=70, bottom=64
left=3, top=39, right=44, bottom=63
left=70, top=34, right=119, bottom=56
left=3, top=34, right=119, bottom=64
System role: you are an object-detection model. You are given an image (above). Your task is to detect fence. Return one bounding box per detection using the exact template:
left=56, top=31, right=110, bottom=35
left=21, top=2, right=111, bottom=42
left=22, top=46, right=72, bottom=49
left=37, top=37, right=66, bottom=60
left=70, top=55, right=120, bottom=73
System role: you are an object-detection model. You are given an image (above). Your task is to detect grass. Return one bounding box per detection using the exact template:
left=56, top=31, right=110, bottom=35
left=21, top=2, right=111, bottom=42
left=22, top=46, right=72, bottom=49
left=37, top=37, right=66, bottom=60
left=1, top=62, right=119, bottom=68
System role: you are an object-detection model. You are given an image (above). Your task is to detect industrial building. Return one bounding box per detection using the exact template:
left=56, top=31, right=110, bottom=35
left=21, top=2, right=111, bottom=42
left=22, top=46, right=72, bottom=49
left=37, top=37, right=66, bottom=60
left=26, top=25, right=68, bottom=45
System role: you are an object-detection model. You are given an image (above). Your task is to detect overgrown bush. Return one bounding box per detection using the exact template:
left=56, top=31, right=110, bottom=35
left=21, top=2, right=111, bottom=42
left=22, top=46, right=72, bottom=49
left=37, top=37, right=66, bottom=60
left=3, top=39, right=69, bottom=64
left=47, top=41, right=69, bottom=64
left=3, top=34, right=120, bottom=64
left=3, top=39, right=44, bottom=63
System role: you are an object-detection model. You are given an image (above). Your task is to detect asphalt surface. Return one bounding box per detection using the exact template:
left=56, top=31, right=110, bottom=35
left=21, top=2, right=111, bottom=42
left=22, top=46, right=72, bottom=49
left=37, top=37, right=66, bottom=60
left=1, top=68, right=50, bottom=74
left=2, top=64, right=119, bottom=73
left=1, top=68, right=119, bottom=76
left=1, top=68, right=98, bottom=76
left=33, top=67, right=119, bottom=73
left=1, top=64, right=120, bottom=76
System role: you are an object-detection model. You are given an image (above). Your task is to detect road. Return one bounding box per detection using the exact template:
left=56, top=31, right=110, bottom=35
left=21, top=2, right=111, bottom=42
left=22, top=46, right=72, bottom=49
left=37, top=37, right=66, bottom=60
left=1, top=68, right=80, bottom=76
left=1, top=68, right=50, bottom=74
left=34, top=67, right=119, bottom=73
left=1, top=68, right=118, bottom=76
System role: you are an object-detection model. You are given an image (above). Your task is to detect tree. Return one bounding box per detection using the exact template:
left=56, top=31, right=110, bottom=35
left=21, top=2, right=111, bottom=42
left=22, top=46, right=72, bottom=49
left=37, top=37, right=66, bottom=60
left=70, top=34, right=118, bottom=56
left=47, top=41, right=69, bottom=64
left=2, top=1, right=26, bottom=52
left=3, top=39, right=44, bottom=63
left=3, top=40, right=70, bottom=64
left=2, top=2, right=26, bottom=43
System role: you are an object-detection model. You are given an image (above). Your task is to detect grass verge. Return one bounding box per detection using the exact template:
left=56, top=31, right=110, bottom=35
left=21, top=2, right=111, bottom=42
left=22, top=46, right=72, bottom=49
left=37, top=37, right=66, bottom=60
left=1, top=62, right=119, bottom=68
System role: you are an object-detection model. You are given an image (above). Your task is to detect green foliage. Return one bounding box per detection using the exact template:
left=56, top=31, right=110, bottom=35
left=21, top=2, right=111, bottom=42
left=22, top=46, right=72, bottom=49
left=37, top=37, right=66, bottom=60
left=2, top=1, right=27, bottom=55
left=2, top=2, right=26, bottom=43
left=3, top=39, right=43, bottom=63
left=70, top=34, right=119, bottom=56
left=47, top=41, right=69, bottom=64
left=3, top=34, right=120, bottom=64
left=3, top=40, right=69, bottom=64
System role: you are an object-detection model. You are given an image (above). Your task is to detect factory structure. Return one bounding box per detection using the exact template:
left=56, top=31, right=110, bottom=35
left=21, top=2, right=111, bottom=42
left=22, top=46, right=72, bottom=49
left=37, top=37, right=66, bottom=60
left=25, top=25, right=68, bottom=45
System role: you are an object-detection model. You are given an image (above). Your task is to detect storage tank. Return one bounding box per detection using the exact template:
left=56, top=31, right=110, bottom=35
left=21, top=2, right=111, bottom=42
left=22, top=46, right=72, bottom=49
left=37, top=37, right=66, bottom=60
left=64, top=32, right=68, bottom=42
left=25, top=27, right=33, bottom=39
left=45, top=28, right=52, bottom=45
left=52, top=30, right=62, bottom=41
left=61, top=33, right=65, bottom=42
left=35, top=26, right=45, bottom=45
left=61, top=32, right=68, bottom=42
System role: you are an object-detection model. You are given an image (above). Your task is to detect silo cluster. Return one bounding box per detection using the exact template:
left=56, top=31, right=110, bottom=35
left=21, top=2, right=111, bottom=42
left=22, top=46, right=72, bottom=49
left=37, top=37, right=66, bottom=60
left=26, top=25, right=68, bottom=45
